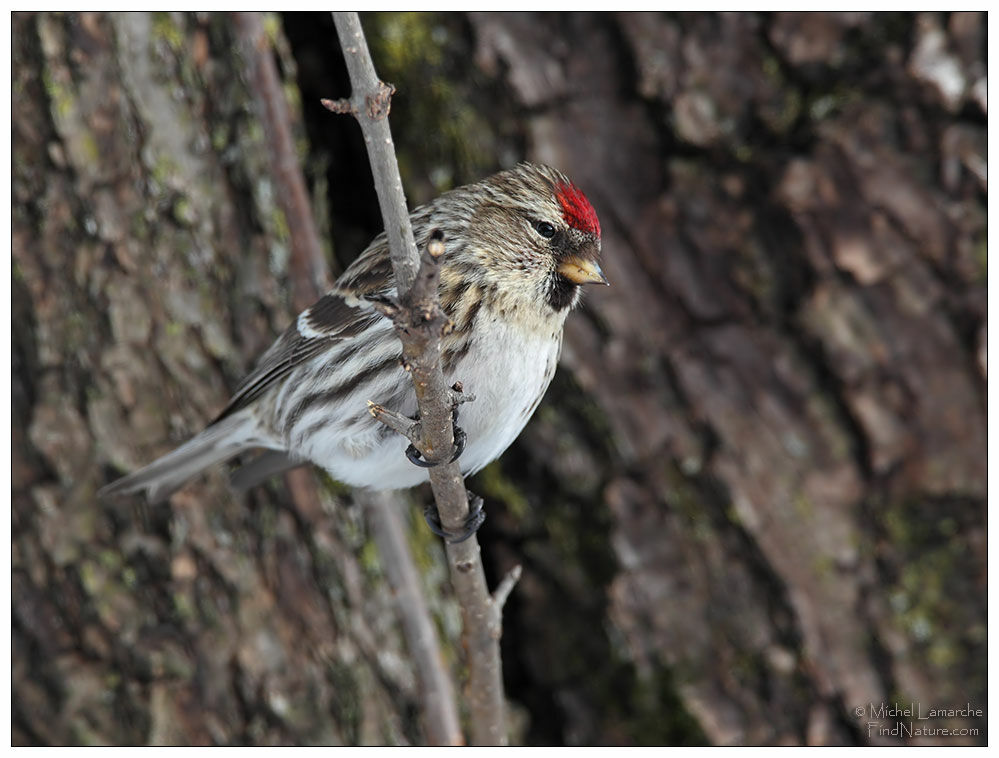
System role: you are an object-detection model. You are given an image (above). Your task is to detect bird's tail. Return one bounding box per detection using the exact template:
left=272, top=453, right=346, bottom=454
left=98, top=412, right=272, bottom=503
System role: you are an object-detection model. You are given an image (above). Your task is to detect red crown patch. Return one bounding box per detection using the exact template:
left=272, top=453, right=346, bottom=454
left=556, top=182, right=601, bottom=238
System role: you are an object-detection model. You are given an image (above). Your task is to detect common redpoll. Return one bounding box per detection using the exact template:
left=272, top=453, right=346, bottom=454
left=100, top=163, right=605, bottom=505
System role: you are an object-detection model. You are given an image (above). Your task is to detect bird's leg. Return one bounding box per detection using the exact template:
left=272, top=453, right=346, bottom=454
left=405, top=403, right=466, bottom=467
left=369, top=383, right=473, bottom=467
left=402, top=382, right=471, bottom=468
left=423, top=491, right=485, bottom=543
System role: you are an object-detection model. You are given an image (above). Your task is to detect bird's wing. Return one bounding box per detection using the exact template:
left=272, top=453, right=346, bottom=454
left=212, top=241, right=397, bottom=424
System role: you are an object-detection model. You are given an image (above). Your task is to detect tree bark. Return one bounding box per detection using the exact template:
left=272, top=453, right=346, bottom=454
left=13, top=10, right=986, bottom=747
left=12, top=11, right=457, bottom=745
left=463, top=10, right=986, bottom=746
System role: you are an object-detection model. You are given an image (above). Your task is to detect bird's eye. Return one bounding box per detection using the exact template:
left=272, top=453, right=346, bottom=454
left=533, top=220, right=557, bottom=239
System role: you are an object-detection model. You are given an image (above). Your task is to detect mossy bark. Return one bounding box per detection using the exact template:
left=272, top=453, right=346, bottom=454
left=12, top=11, right=447, bottom=746
left=13, top=10, right=986, bottom=746
left=458, top=11, right=985, bottom=746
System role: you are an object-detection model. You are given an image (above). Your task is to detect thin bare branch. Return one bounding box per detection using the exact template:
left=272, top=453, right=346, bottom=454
left=367, top=401, right=422, bottom=446
left=320, top=97, right=356, bottom=116
left=235, top=13, right=466, bottom=745
left=358, top=490, right=463, bottom=746
left=492, top=565, right=523, bottom=611
left=331, top=11, right=512, bottom=745
left=234, top=11, right=330, bottom=312
left=233, top=12, right=336, bottom=562
left=330, top=14, right=419, bottom=293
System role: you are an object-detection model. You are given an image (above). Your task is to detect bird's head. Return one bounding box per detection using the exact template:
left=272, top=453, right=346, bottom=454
left=441, top=163, right=606, bottom=319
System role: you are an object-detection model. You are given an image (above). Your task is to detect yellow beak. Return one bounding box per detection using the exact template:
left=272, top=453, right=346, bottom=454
left=558, top=257, right=609, bottom=285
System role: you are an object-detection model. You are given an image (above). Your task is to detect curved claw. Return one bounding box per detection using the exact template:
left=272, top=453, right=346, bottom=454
left=405, top=424, right=466, bottom=468
left=449, top=426, right=466, bottom=463
left=406, top=443, right=437, bottom=468
left=423, top=493, right=485, bottom=544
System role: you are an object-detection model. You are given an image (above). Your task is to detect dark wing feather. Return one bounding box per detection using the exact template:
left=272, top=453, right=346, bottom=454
left=211, top=290, right=383, bottom=424
left=211, top=233, right=404, bottom=425
left=211, top=329, right=334, bottom=422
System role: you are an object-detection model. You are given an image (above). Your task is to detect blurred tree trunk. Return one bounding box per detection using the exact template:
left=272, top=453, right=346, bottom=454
left=13, top=10, right=986, bottom=747
left=12, top=11, right=452, bottom=745
left=458, top=11, right=986, bottom=746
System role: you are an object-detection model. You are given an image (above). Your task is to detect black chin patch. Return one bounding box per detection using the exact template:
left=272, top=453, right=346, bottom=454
left=546, top=274, right=580, bottom=311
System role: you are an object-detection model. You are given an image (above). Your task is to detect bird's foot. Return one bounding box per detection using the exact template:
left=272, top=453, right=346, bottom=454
left=423, top=491, right=485, bottom=543
left=405, top=421, right=465, bottom=467
left=403, top=383, right=470, bottom=468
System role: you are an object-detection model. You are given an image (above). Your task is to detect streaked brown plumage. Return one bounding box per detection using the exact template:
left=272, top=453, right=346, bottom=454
left=99, top=163, right=605, bottom=502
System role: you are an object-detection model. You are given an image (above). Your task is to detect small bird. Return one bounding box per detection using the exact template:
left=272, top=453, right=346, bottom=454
left=99, top=163, right=605, bottom=516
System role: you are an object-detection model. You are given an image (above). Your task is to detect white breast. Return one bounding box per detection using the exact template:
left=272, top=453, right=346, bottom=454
left=277, top=312, right=564, bottom=491
left=447, top=320, right=563, bottom=477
